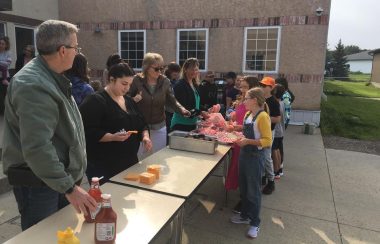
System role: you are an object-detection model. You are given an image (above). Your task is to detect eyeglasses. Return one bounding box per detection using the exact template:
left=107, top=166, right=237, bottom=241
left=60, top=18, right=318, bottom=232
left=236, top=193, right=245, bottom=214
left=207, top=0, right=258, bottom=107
left=151, top=66, right=164, bottom=72
left=59, top=45, right=82, bottom=54
left=65, top=45, right=82, bottom=54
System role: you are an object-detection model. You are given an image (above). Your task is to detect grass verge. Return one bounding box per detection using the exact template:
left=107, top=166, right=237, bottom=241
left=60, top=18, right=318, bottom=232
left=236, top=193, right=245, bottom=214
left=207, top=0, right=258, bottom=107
left=324, top=81, right=380, bottom=98
left=321, top=96, right=380, bottom=140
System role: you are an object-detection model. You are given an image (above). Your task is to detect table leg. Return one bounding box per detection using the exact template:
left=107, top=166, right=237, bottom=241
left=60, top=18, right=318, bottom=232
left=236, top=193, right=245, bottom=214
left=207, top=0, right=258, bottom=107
left=171, top=205, right=184, bottom=244
left=223, top=149, right=232, bottom=206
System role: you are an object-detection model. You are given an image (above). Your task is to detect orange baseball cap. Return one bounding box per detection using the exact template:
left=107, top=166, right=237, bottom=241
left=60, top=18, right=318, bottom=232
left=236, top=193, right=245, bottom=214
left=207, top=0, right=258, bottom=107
left=260, top=77, right=275, bottom=88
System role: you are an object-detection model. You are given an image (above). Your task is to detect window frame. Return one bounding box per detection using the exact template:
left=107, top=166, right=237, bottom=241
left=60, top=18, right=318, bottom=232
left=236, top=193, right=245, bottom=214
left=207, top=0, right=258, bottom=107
left=242, top=26, right=281, bottom=74
left=118, top=29, right=146, bottom=71
left=176, top=28, right=209, bottom=72
left=0, top=22, right=7, bottom=37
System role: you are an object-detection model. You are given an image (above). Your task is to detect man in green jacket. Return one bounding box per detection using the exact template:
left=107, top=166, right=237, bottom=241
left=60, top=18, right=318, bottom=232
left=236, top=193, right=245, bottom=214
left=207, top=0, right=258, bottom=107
left=2, top=20, right=96, bottom=231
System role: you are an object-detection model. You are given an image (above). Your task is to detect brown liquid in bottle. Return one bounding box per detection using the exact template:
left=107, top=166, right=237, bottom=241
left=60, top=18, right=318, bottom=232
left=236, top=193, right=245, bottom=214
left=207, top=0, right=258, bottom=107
left=95, top=194, right=117, bottom=244
left=85, top=177, right=102, bottom=223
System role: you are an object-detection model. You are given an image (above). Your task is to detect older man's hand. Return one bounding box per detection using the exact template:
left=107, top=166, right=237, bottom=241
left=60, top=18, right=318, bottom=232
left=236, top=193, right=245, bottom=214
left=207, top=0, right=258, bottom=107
left=65, top=185, right=97, bottom=216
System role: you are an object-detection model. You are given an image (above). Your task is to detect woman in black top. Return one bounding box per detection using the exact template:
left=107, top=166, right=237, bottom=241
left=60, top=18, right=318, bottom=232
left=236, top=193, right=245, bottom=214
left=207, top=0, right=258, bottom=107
left=80, top=63, right=152, bottom=184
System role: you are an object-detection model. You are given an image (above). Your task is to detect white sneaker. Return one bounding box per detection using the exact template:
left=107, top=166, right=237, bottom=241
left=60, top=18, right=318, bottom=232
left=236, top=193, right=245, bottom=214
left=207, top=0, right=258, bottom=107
left=247, top=226, right=260, bottom=238
left=230, top=214, right=250, bottom=224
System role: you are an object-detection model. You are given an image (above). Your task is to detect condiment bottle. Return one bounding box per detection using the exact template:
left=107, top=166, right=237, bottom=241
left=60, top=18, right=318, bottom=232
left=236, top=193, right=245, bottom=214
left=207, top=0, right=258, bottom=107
left=95, top=194, right=117, bottom=244
left=85, top=177, right=102, bottom=223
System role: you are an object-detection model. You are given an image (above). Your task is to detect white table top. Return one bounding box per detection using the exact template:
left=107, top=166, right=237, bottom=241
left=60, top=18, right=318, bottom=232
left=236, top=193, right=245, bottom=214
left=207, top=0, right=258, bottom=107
left=4, top=183, right=184, bottom=244
left=110, top=145, right=231, bottom=198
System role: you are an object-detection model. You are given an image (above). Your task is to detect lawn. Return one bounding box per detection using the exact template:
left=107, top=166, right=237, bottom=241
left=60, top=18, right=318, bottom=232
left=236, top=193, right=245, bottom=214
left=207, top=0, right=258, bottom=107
left=324, top=80, right=380, bottom=98
left=321, top=80, right=380, bottom=140
left=348, top=73, right=371, bottom=82
left=321, top=96, right=380, bottom=140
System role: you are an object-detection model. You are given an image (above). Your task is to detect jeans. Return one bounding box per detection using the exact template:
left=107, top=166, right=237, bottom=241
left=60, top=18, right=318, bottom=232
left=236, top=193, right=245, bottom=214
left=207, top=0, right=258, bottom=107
left=239, top=151, right=264, bottom=226
left=262, top=148, right=275, bottom=181
left=13, top=186, right=69, bottom=231
left=138, top=126, right=167, bottom=161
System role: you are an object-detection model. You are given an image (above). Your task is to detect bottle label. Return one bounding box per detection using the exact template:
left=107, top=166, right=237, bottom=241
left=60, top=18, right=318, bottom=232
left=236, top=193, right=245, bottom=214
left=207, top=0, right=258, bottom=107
left=90, top=202, right=102, bottom=220
left=96, top=223, right=115, bottom=241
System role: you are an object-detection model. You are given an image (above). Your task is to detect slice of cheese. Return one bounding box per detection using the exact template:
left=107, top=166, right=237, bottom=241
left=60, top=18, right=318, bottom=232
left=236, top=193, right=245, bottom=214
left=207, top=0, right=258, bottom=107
left=147, top=165, right=161, bottom=180
left=124, top=172, right=140, bottom=181
left=139, top=172, right=156, bottom=185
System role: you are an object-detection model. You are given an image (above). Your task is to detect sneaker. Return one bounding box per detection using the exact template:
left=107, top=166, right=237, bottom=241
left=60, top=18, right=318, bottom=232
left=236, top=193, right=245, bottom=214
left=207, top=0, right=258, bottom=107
left=247, top=226, right=260, bottom=238
left=232, top=201, right=242, bottom=214
left=230, top=214, right=250, bottom=225
left=261, top=176, right=267, bottom=186
left=262, top=180, right=275, bottom=195
left=279, top=168, right=284, bottom=176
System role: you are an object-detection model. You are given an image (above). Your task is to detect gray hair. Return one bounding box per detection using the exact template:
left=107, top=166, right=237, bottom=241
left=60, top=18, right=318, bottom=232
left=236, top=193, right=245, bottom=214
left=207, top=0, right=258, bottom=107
left=36, top=19, right=78, bottom=55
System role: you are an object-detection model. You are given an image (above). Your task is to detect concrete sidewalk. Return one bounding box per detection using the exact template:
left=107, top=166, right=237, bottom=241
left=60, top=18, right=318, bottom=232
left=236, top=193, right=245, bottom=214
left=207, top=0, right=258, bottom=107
left=1, top=126, right=380, bottom=243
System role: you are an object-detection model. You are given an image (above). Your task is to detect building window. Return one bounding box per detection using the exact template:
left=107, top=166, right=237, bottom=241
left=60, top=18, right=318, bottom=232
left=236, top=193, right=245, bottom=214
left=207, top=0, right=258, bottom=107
left=177, top=28, right=208, bottom=71
left=243, top=27, right=281, bottom=73
left=0, top=22, right=6, bottom=37
left=118, top=30, right=146, bottom=70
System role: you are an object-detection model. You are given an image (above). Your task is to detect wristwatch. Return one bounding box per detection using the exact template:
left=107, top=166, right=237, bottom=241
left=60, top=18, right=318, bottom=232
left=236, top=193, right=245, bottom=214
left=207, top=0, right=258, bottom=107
left=65, top=185, right=75, bottom=194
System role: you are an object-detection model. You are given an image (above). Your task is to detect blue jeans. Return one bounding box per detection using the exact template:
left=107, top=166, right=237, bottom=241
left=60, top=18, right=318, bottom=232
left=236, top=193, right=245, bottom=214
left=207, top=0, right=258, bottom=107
left=263, top=147, right=274, bottom=181
left=239, top=151, right=264, bottom=226
left=13, top=186, right=69, bottom=231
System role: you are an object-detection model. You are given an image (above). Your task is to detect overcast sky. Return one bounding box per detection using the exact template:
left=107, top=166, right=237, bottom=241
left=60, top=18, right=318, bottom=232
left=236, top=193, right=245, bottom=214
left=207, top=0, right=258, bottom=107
left=328, top=0, right=380, bottom=50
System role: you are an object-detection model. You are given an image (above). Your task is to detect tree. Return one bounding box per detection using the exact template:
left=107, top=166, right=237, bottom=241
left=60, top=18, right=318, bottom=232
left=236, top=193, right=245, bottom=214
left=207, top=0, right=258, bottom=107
left=331, top=39, right=349, bottom=80
left=325, top=47, right=333, bottom=76
left=344, top=45, right=362, bottom=55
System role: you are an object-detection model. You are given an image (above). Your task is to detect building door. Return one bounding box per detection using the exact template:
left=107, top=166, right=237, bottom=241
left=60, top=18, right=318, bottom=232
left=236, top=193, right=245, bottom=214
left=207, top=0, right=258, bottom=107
left=15, top=26, right=35, bottom=57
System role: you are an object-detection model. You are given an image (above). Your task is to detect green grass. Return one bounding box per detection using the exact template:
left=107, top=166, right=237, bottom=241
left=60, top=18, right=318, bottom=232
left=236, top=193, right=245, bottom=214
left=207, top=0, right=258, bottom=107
left=321, top=79, right=380, bottom=140
left=324, top=80, right=380, bottom=98
left=321, top=96, right=380, bottom=140
left=348, top=73, right=371, bottom=82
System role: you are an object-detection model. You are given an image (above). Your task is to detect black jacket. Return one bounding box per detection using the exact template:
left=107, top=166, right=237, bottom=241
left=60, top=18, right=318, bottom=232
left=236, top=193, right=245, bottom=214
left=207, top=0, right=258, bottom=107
left=173, top=79, right=203, bottom=112
left=199, top=80, right=217, bottom=110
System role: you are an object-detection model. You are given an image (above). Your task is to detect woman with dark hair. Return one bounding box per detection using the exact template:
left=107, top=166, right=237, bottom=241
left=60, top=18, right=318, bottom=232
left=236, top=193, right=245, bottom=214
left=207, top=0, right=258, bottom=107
left=102, top=53, right=123, bottom=87
left=15, top=45, right=35, bottom=73
left=171, top=58, right=209, bottom=132
left=80, top=63, right=152, bottom=184
left=66, top=53, right=94, bottom=105
left=0, top=36, right=11, bottom=114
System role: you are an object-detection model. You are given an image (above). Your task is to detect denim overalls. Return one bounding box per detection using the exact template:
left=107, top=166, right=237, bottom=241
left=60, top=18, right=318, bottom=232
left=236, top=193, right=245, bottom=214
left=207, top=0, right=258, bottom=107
left=239, top=110, right=264, bottom=227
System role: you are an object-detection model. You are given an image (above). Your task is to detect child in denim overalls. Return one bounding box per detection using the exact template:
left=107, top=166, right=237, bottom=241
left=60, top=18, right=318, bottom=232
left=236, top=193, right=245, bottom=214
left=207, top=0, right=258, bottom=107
left=230, top=87, right=272, bottom=239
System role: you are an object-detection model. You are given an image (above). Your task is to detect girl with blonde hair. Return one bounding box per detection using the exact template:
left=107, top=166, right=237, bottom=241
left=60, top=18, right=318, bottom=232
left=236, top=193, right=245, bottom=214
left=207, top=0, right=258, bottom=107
left=230, top=87, right=272, bottom=239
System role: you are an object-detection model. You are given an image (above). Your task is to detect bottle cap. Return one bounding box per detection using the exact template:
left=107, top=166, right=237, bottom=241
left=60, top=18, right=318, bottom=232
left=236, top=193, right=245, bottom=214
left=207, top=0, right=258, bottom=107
left=92, top=177, right=100, bottom=182
left=101, top=193, right=111, bottom=200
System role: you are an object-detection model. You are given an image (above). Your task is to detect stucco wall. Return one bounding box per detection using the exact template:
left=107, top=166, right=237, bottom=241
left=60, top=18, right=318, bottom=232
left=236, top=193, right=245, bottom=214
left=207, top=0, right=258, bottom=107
left=2, top=0, right=59, bottom=69
left=7, top=0, right=59, bottom=20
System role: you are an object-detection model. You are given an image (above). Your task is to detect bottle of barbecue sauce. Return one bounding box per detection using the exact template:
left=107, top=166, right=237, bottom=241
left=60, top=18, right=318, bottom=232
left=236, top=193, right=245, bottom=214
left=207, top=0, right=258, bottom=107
left=95, top=194, right=117, bottom=244
left=85, top=177, right=102, bottom=223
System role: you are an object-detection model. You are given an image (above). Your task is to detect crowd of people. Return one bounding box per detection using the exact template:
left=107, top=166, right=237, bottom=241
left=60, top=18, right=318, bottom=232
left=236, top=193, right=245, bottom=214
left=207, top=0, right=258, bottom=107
left=1, top=19, right=295, bottom=239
